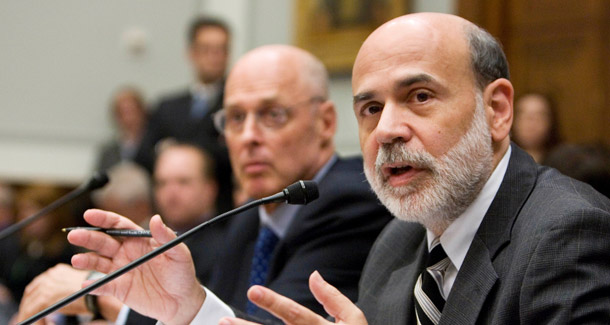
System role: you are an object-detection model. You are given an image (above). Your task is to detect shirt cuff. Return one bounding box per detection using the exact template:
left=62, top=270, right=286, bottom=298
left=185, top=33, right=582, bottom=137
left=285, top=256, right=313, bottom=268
left=155, top=286, right=235, bottom=325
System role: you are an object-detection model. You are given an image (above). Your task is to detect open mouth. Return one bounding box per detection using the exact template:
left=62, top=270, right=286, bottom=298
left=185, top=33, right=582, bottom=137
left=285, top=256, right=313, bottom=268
left=382, top=163, right=414, bottom=178
left=389, top=165, right=413, bottom=176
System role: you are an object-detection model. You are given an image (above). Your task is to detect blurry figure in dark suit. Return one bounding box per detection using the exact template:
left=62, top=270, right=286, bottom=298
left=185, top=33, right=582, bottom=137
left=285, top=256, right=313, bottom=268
left=15, top=163, right=153, bottom=324
left=0, top=183, right=17, bottom=324
left=135, top=16, right=234, bottom=213
left=95, top=86, right=148, bottom=172
left=545, top=143, right=610, bottom=198
left=5, top=185, right=78, bottom=302
left=512, top=92, right=562, bottom=163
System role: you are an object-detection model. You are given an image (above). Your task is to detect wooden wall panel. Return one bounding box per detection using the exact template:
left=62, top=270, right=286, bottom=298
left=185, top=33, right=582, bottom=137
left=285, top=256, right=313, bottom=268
left=459, top=0, right=610, bottom=145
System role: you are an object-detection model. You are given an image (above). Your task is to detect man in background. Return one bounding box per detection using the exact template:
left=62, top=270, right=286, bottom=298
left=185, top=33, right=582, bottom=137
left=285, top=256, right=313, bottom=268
left=63, top=44, right=392, bottom=324
left=136, top=16, right=234, bottom=213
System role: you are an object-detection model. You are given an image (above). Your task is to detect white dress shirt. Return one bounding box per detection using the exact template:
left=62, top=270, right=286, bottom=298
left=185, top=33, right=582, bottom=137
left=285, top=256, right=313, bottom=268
left=426, top=146, right=511, bottom=298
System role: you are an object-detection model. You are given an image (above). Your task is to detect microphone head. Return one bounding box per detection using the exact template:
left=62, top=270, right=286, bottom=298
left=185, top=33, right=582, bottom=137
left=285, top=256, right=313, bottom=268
left=84, top=172, right=110, bottom=191
left=283, top=180, right=319, bottom=205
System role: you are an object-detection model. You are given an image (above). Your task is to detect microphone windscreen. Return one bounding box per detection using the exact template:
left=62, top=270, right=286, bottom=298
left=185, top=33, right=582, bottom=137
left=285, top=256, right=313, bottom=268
left=85, top=172, right=110, bottom=191
left=284, top=180, right=319, bottom=205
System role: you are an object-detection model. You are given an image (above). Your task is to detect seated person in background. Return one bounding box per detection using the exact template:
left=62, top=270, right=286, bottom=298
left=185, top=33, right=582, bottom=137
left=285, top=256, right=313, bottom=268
left=511, top=92, right=562, bottom=163
left=0, top=183, right=17, bottom=324
left=219, top=13, right=610, bottom=325
left=16, top=162, right=153, bottom=323
left=61, top=44, right=392, bottom=324
left=95, top=86, right=148, bottom=172
left=151, top=141, right=226, bottom=287
left=545, top=142, right=610, bottom=198
left=6, top=185, right=79, bottom=303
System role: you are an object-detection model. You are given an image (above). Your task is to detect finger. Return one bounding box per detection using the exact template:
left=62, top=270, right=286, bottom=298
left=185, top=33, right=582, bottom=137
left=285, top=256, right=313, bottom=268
left=218, top=317, right=261, bottom=325
left=83, top=209, right=142, bottom=230
left=149, top=215, right=192, bottom=263
left=67, top=228, right=122, bottom=258
left=309, top=271, right=367, bottom=323
left=71, top=252, right=116, bottom=274
left=246, top=286, right=328, bottom=325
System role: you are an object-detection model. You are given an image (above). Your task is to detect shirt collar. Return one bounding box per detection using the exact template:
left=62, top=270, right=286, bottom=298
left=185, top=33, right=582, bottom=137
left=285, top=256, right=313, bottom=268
left=190, top=80, right=222, bottom=101
left=427, top=146, right=511, bottom=271
left=258, top=155, right=338, bottom=238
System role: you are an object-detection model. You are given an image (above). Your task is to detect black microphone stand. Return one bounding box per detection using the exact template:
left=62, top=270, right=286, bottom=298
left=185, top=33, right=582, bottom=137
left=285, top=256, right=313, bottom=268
left=20, top=180, right=318, bottom=325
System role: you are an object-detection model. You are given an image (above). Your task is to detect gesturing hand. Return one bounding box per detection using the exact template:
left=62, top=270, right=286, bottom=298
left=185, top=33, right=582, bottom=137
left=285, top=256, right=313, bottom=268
left=218, top=271, right=368, bottom=325
left=67, top=209, right=205, bottom=325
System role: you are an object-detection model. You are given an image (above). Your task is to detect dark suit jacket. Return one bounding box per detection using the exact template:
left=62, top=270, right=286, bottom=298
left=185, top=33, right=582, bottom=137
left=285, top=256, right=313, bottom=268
left=357, top=144, right=610, bottom=324
left=209, top=156, right=393, bottom=321
left=134, top=88, right=234, bottom=213
left=95, top=140, right=122, bottom=172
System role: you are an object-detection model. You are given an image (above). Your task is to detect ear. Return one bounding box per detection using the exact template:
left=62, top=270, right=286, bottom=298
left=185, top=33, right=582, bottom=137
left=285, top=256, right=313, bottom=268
left=316, top=100, right=337, bottom=145
left=483, top=78, right=513, bottom=143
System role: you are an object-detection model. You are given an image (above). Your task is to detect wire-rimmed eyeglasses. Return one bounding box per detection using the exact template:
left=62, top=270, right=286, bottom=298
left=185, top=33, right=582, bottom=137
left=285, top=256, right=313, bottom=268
left=213, top=96, right=325, bottom=134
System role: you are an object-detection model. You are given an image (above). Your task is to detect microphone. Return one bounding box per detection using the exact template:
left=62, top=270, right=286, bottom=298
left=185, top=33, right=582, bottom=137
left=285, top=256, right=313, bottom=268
left=21, top=180, right=319, bottom=325
left=0, top=172, right=109, bottom=241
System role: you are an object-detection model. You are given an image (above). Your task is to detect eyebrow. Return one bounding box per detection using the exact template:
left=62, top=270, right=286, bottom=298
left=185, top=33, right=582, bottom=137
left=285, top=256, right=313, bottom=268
left=353, top=73, right=436, bottom=105
left=396, top=74, right=434, bottom=89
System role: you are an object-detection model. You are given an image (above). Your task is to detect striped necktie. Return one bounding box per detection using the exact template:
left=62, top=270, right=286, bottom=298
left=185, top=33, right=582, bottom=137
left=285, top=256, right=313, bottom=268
left=414, top=240, right=451, bottom=325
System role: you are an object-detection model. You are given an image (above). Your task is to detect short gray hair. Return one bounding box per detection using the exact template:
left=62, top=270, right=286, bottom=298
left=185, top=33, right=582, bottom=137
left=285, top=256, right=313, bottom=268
left=466, top=24, right=510, bottom=89
left=92, top=162, right=151, bottom=207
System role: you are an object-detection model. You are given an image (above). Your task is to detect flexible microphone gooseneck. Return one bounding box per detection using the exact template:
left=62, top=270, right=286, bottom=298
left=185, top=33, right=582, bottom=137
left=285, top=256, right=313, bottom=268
left=0, top=172, right=109, bottom=241
left=20, top=180, right=319, bottom=325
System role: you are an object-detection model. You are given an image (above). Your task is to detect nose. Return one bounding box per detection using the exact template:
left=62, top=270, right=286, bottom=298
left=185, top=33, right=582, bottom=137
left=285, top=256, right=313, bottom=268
left=374, top=102, right=413, bottom=145
left=239, top=112, right=263, bottom=144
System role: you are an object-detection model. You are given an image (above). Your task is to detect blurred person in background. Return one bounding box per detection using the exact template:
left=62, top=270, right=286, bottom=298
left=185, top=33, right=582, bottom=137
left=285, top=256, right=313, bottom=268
left=16, top=163, right=153, bottom=324
left=511, top=92, right=562, bottom=163
left=545, top=143, right=610, bottom=198
left=95, top=86, right=148, bottom=173
left=0, top=183, right=18, bottom=324
left=150, top=141, right=225, bottom=286
left=135, top=16, right=234, bottom=214
left=4, top=184, right=79, bottom=303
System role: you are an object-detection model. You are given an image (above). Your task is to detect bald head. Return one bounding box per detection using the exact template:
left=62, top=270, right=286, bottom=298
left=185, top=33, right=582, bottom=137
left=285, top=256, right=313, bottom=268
left=354, top=13, right=508, bottom=91
left=221, top=45, right=336, bottom=205
left=226, top=45, right=329, bottom=101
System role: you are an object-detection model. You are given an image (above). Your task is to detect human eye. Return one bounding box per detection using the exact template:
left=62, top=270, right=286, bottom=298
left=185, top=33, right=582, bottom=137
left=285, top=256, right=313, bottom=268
left=263, top=107, right=289, bottom=127
left=226, top=110, right=246, bottom=126
left=360, top=103, right=383, bottom=117
left=408, top=89, right=434, bottom=104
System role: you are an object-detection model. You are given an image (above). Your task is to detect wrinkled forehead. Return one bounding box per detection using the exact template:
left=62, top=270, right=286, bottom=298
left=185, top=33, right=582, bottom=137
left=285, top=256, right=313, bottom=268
left=352, top=16, right=471, bottom=89
left=225, top=58, right=306, bottom=107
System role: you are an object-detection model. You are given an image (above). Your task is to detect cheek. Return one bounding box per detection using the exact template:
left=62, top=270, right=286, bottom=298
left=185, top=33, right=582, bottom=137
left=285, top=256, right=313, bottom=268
left=361, top=136, right=378, bottom=169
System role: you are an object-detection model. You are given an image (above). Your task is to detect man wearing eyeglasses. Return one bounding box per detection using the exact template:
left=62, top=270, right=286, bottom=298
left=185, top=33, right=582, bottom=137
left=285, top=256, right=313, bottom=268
left=64, top=45, right=392, bottom=324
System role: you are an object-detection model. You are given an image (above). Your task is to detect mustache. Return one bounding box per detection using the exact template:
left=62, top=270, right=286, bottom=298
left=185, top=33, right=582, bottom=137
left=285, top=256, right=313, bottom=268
left=375, top=143, right=436, bottom=171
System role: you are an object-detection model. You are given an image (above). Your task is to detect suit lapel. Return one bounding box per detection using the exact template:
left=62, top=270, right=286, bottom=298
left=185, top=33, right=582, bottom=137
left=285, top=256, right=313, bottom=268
left=375, top=237, right=427, bottom=324
left=441, top=144, right=538, bottom=323
left=440, top=236, right=498, bottom=324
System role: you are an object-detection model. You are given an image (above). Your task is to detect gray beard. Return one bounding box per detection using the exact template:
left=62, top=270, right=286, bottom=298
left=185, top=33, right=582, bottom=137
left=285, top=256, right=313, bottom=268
left=364, top=96, right=494, bottom=235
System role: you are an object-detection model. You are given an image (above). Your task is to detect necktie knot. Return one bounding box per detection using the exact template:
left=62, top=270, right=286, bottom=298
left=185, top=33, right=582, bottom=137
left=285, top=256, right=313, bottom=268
left=414, top=241, right=450, bottom=325
left=426, top=242, right=448, bottom=268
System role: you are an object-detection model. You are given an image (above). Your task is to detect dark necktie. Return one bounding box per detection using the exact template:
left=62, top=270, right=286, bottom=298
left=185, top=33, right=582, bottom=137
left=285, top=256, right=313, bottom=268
left=190, top=94, right=208, bottom=119
left=414, top=241, right=450, bottom=325
left=246, top=225, right=280, bottom=315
